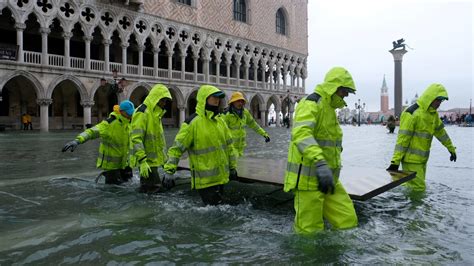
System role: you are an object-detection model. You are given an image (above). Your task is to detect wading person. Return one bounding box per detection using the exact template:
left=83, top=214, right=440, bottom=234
left=221, top=91, right=270, bottom=158
left=162, top=85, right=237, bottom=205
left=387, top=84, right=456, bottom=191
left=130, top=84, right=172, bottom=194
left=62, top=100, right=135, bottom=185
left=284, top=67, right=358, bottom=234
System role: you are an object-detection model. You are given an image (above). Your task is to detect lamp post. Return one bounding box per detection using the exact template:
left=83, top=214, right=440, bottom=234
left=355, top=99, right=365, bottom=127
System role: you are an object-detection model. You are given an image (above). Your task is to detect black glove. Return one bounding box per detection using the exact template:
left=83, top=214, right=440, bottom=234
left=450, top=152, right=457, bottom=162
left=315, top=160, right=334, bottom=194
left=264, top=136, right=270, bottom=143
left=386, top=164, right=399, bottom=171
left=162, top=172, right=176, bottom=189
left=229, top=168, right=238, bottom=180
left=62, top=140, right=79, bottom=152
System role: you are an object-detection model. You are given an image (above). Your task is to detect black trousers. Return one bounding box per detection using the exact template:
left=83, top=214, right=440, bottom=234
left=102, top=167, right=133, bottom=185
left=138, top=167, right=163, bottom=194
left=198, top=185, right=224, bottom=206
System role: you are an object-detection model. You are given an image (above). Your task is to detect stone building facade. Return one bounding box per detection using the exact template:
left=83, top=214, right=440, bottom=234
left=0, top=0, right=308, bottom=131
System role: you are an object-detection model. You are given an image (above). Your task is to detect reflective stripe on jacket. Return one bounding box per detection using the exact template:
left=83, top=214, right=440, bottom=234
left=164, top=85, right=237, bottom=190
left=391, top=83, right=455, bottom=165
left=221, top=108, right=268, bottom=156
left=284, top=67, right=355, bottom=192
left=130, top=84, right=172, bottom=167
left=76, top=112, right=130, bottom=170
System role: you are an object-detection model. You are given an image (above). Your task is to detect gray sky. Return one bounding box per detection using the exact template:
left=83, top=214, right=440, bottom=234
left=306, top=0, right=473, bottom=112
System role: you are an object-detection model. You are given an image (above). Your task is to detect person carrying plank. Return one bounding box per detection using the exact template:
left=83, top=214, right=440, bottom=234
left=62, top=100, right=135, bottom=185
left=284, top=67, right=358, bottom=234
left=162, top=85, right=238, bottom=205
left=387, top=83, right=456, bottom=191
left=221, top=91, right=270, bottom=157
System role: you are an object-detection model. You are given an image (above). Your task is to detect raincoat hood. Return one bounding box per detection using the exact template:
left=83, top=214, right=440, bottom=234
left=314, top=67, right=355, bottom=108
left=196, top=85, right=223, bottom=118
left=416, top=83, right=449, bottom=111
left=143, top=84, right=172, bottom=111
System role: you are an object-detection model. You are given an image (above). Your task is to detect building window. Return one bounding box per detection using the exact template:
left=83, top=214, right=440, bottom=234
left=177, top=0, right=192, bottom=6
left=276, top=8, right=286, bottom=35
left=233, top=0, right=246, bottom=23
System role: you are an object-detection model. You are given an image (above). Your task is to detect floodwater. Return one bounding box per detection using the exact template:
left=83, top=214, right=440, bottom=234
left=0, top=125, right=473, bottom=264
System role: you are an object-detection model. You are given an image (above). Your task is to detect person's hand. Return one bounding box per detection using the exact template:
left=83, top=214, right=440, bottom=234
left=315, top=160, right=334, bottom=194
left=386, top=164, right=399, bottom=171
left=450, top=152, right=457, bottom=162
left=62, top=140, right=79, bottom=152
left=162, top=172, right=175, bottom=189
left=139, top=161, right=151, bottom=178
left=229, top=168, right=238, bottom=180
left=264, top=136, right=270, bottom=143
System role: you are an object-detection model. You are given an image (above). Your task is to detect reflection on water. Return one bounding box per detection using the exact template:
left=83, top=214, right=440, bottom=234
left=0, top=125, right=473, bottom=264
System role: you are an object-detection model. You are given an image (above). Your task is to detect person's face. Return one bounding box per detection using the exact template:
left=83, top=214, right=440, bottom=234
left=207, top=96, right=220, bottom=106
left=335, top=87, right=350, bottom=99
left=158, top=98, right=170, bottom=109
left=431, top=99, right=443, bottom=109
left=231, top=99, right=245, bottom=109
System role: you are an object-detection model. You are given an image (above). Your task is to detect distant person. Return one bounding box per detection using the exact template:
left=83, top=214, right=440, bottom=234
left=130, top=84, right=172, bottom=194
left=163, top=85, right=238, bottom=205
left=21, top=113, right=32, bottom=130
left=284, top=67, right=358, bottom=234
left=386, top=115, right=396, bottom=133
left=387, top=84, right=457, bottom=191
left=221, top=91, right=270, bottom=158
left=62, top=100, right=135, bottom=185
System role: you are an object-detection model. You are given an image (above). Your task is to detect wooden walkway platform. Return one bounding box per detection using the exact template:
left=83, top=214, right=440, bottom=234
left=178, top=157, right=415, bottom=201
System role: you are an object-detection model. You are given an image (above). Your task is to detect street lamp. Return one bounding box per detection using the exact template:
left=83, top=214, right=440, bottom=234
left=355, top=99, right=365, bottom=127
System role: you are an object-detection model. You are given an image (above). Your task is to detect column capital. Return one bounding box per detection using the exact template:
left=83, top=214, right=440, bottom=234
left=83, top=35, right=93, bottom=42
left=121, top=43, right=130, bottom=49
left=40, top=27, right=50, bottom=34
left=137, top=44, right=145, bottom=52
left=389, top=48, right=408, bottom=61
left=15, top=23, right=26, bottom=30
left=81, top=100, right=95, bottom=107
left=36, top=98, right=52, bottom=106
left=178, top=105, right=186, bottom=110
left=102, top=39, right=112, bottom=46
left=62, top=31, right=73, bottom=39
left=153, top=47, right=160, bottom=54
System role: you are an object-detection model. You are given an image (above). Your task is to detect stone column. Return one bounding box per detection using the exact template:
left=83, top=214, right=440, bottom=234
left=215, top=57, right=221, bottom=83
left=288, top=101, right=295, bottom=128
left=235, top=59, right=241, bottom=85
left=296, top=70, right=301, bottom=90
left=138, top=44, right=144, bottom=76
left=15, top=23, right=26, bottom=63
left=193, top=55, right=199, bottom=82
left=81, top=100, right=94, bottom=127
left=40, top=27, right=50, bottom=66
left=275, top=108, right=281, bottom=127
left=180, top=54, right=186, bottom=79
left=63, top=31, right=72, bottom=68
left=84, top=35, right=93, bottom=71
left=203, top=56, right=210, bottom=82
left=225, top=54, right=231, bottom=85
left=36, top=98, right=52, bottom=132
left=153, top=48, right=160, bottom=78
left=121, top=42, right=129, bottom=75
left=261, top=60, right=267, bottom=90
left=178, top=106, right=186, bottom=126
left=275, top=63, right=281, bottom=91
left=243, top=57, right=250, bottom=87
left=166, top=50, right=172, bottom=79
left=253, top=59, right=258, bottom=88
left=268, top=62, right=274, bottom=90
left=260, top=109, right=266, bottom=127
left=103, top=39, right=111, bottom=72
left=389, top=48, right=408, bottom=117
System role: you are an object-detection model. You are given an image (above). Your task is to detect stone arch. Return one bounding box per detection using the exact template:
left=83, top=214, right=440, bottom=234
left=46, top=75, right=88, bottom=101
left=185, top=88, right=199, bottom=116
left=1, top=5, right=21, bottom=23
left=0, top=70, right=44, bottom=98
left=125, top=82, right=152, bottom=99
left=249, top=93, right=265, bottom=125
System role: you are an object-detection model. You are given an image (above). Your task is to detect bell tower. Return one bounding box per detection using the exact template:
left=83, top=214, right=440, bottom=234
left=380, top=75, right=389, bottom=112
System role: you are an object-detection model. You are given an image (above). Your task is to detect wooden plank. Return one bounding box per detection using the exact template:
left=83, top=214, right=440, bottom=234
left=177, top=157, right=415, bottom=201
